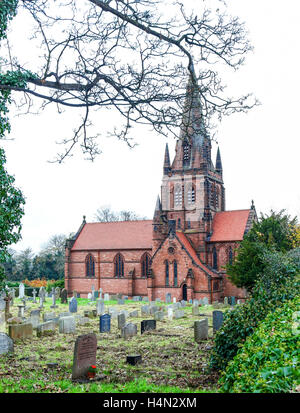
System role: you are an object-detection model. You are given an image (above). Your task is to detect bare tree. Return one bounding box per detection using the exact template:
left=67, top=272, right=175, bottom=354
left=0, top=0, right=257, bottom=161
left=94, top=205, right=147, bottom=221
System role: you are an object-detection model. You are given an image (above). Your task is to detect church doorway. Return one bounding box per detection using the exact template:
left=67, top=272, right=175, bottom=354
left=182, top=284, right=187, bottom=301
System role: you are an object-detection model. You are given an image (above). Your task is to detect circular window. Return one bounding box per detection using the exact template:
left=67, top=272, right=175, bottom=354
left=168, top=247, right=175, bottom=254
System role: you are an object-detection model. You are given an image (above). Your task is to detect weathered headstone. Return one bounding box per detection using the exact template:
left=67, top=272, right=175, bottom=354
left=0, top=333, right=14, bottom=355
left=213, top=310, right=224, bottom=333
left=193, top=299, right=199, bottom=307
left=141, top=319, right=156, bottom=334
left=181, top=300, right=187, bottom=307
left=121, top=323, right=137, bottom=339
left=87, top=293, right=92, bottom=301
left=202, top=297, right=209, bottom=306
left=194, top=319, right=208, bottom=342
left=61, top=288, right=68, bottom=304
left=59, top=312, right=71, bottom=318
left=99, top=314, right=111, bottom=333
left=59, top=316, right=76, bottom=334
left=192, top=306, right=200, bottom=316
left=19, top=283, right=25, bottom=299
left=118, top=313, right=126, bottom=330
left=69, top=297, right=78, bottom=313
left=150, top=306, right=159, bottom=315
left=9, top=323, right=33, bottom=340
left=29, top=310, right=40, bottom=329
left=104, top=293, right=109, bottom=301
left=129, top=310, right=138, bottom=318
left=96, top=300, right=105, bottom=316
left=32, top=289, right=37, bottom=304
left=174, top=310, right=184, bottom=319
left=118, top=299, right=125, bottom=305
left=55, top=287, right=61, bottom=300
left=141, top=305, right=150, bottom=317
left=17, top=304, right=25, bottom=319
left=167, top=307, right=173, bottom=320
left=154, top=311, right=164, bottom=321
left=43, top=312, right=57, bottom=322
left=72, top=333, right=97, bottom=380
left=173, top=297, right=177, bottom=303
left=36, top=321, right=57, bottom=337
left=51, top=288, right=58, bottom=309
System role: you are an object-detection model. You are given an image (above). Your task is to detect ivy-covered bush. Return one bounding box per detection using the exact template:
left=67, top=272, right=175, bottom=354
left=210, top=248, right=300, bottom=371
left=219, top=297, right=300, bottom=393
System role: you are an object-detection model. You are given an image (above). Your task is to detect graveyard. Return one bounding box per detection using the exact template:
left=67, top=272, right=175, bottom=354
left=0, top=289, right=226, bottom=393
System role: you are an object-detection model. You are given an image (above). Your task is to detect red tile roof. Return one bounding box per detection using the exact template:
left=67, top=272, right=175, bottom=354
left=210, top=210, right=251, bottom=242
left=176, top=232, right=218, bottom=277
left=71, top=220, right=153, bottom=251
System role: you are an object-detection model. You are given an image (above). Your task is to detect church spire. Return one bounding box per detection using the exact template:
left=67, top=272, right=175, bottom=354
left=215, top=147, right=223, bottom=176
left=163, top=143, right=170, bottom=175
left=153, top=195, right=162, bottom=220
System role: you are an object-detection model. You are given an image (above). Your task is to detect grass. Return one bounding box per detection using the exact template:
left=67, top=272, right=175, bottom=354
left=0, top=297, right=224, bottom=393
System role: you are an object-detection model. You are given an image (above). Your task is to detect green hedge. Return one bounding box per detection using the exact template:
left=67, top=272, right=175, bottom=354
left=219, top=296, right=300, bottom=393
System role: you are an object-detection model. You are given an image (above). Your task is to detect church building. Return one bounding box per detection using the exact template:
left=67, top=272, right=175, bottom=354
left=64, top=78, right=257, bottom=302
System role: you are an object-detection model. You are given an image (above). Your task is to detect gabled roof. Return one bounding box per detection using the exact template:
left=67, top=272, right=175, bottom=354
left=71, top=220, right=153, bottom=251
left=176, top=232, right=218, bottom=278
left=209, top=210, right=252, bottom=242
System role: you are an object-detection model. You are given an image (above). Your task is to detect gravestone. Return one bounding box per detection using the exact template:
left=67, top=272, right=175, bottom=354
left=87, top=293, right=92, bottom=301
left=126, top=355, right=142, bottom=366
left=0, top=312, right=5, bottom=325
left=99, top=314, right=111, bottom=333
left=121, top=323, right=137, bottom=339
left=9, top=323, right=33, bottom=340
left=72, top=333, right=97, bottom=380
left=154, top=311, right=164, bottom=321
left=32, top=289, right=37, bottom=304
left=118, top=313, right=126, bottom=330
left=43, top=312, right=57, bottom=322
left=36, top=321, right=57, bottom=337
left=143, top=297, right=149, bottom=302
left=75, top=316, right=90, bottom=326
left=193, top=299, right=199, bottom=307
left=167, top=307, right=173, bottom=320
left=29, top=310, right=40, bottom=329
left=51, top=288, right=58, bottom=309
left=118, top=299, right=125, bottom=305
left=19, top=283, right=25, bottom=299
left=59, top=316, right=76, bottom=334
left=202, top=297, right=209, bottom=306
left=231, top=296, right=236, bottom=306
left=181, top=300, right=187, bottom=307
left=55, top=287, right=61, bottom=300
left=192, top=306, right=200, bottom=316
left=150, top=306, right=159, bottom=315
left=213, top=310, right=224, bottom=333
left=39, top=287, right=46, bottom=307
left=96, top=300, right=105, bottom=316
left=173, top=297, right=177, bottom=303
left=104, top=293, right=109, bottom=301
left=61, top=288, right=68, bottom=304
left=155, top=298, right=161, bottom=303
left=174, top=310, right=184, bottom=319
left=17, top=305, right=25, bottom=319
left=141, top=305, right=150, bottom=316
left=0, top=333, right=14, bottom=355
left=0, top=298, right=5, bottom=311
left=129, top=310, right=138, bottom=318
left=59, top=312, right=71, bottom=318
left=141, top=319, right=156, bottom=334
left=69, top=297, right=78, bottom=313
left=165, top=293, right=171, bottom=303
left=99, top=288, right=103, bottom=299
left=194, top=319, right=208, bottom=342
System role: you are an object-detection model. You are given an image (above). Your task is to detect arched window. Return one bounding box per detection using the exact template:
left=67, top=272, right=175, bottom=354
left=114, top=253, right=124, bottom=277
left=165, top=260, right=169, bottom=286
left=212, top=247, right=218, bottom=270
left=85, top=254, right=95, bottom=277
left=187, top=219, right=191, bottom=229
left=228, top=247, right=233, bottom=265
left=141, top=253, right=151, bottom=277
left=174, top=260, right=178, bottom=286
left=187, top=184, right=196, bottom=205
left=174, top=185, right=182, bottom=207
left=177, top=218, right=181, bottom=229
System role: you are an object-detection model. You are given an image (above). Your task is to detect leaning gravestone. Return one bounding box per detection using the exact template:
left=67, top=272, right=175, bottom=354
left=141, top=319, right=156, bottom=334
left=194, top=319, right=208, bottom=342
left=121, top=323, right=137, bottom=339
left=72, top=333, right=97, bottom=380
left=213, top=310, right=224, bottom=333
left=69, top=297, right=78, bottom=313
left=0, top=333, right=14, bottom=355
left=59, top=316, right=76, bottom=334
left=99, top=314, right=111, bottom=333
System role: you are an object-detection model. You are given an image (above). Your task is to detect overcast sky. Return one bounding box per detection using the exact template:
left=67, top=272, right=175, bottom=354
left=2, top=0, right=300, bottom=254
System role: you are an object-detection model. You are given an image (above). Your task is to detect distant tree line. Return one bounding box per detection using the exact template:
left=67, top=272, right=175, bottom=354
left=94, top=205, right=147, bottom=222
left=1, top=234, right=68, bottom=281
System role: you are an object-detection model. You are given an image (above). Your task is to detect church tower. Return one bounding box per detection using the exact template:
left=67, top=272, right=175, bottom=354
left=153, top=76, right=225, bottom=263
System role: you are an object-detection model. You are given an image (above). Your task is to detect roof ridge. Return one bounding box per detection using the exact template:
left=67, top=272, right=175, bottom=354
left=86, top=219, right=153, bottom=225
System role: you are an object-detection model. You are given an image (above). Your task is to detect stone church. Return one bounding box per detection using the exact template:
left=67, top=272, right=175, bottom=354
left=64, top=78, right=257, bottom=302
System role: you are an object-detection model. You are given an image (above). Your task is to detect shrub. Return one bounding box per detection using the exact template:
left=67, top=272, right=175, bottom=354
left=210, top=249, right=300, bottom=371
left=219, top=297, right=300, bottom=393
left=46, top=278, right=64, bottom=293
